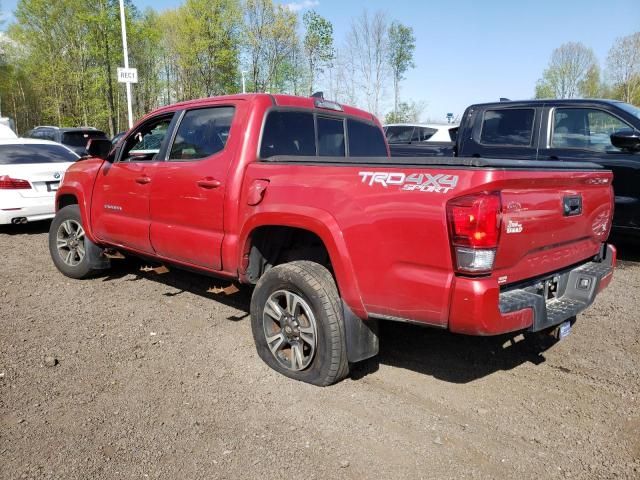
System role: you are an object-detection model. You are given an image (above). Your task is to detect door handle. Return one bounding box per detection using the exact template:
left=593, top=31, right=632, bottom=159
left=197, top=178, right=221, bottom=189
left=549, top=155, right=559, bottom=160
left=135, top=176, right=151, bottom=184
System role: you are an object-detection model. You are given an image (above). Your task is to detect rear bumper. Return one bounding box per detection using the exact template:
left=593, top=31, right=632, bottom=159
left=0, top=203, right=55, bottom=225
left=0, top=196, right=56, bottom=224
left=448, top=244, right=616, bottom=335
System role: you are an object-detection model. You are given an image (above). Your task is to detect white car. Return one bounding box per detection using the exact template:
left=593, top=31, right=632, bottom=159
left=0, top=139, right=79, bottom=225
left=0, top=124, right=17, bottom=139
left=384, top=123, right=459, bottom=144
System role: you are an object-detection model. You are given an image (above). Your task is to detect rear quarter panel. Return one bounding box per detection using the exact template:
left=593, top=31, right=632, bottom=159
left=240, top=163, right=460, bottom=326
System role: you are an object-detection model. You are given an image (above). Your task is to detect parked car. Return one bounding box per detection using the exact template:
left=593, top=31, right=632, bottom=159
left=111, top=131, right=126, bottom=146
left=0, top=139, right=79, bottom=224
left=0, top=117, right=17, bottom=134
left=0, top=124, right=17, bottom=139
left=391, top=99, right=640, bottom=235
left=26, top=126, right=108, bottom=156
left=48, top=93, right=614, bottom=386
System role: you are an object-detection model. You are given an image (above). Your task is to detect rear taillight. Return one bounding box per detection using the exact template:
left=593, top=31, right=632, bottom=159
left=0, top=176, right=31, bottom=189
left=447, top=192, right=502, bottom=274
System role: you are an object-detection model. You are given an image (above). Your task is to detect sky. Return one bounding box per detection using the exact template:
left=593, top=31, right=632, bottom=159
left=1, top=0, right=639, bottom=121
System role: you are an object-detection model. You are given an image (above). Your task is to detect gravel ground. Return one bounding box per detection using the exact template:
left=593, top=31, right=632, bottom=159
left=0, top=222, right=638, bottom=480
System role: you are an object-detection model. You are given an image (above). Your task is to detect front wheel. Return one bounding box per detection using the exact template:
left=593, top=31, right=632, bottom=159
left=250, top=261, right=349, bottom=386
left=48, top=205, right=109, bottom=279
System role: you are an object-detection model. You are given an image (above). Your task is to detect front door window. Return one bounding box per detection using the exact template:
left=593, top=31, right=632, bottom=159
left=551, top=108, right=631, bottom=151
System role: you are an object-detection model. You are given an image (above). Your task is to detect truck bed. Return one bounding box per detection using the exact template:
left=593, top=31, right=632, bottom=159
left=245, top=156, right=613, bottom=330
left=389, top=141, right=455, bottom=158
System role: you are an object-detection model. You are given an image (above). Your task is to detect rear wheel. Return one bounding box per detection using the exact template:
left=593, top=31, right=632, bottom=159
left=49, top=205, right=108, bottom=279
left=250, top=261, right=349, bottom=386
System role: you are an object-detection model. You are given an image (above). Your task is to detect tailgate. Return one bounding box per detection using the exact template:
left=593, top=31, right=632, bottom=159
left=492, top=169, right=613, bottom=284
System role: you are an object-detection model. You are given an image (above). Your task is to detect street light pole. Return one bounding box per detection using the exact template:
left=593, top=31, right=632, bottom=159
left=119, top=0, right=133, bottom=129
left=241, top=70, right=247, bottom=94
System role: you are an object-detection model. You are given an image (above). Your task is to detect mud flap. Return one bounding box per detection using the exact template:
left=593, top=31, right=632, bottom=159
left=86, top=237, right=111, bottom=270
left=342, top=301, right=379, bottom=363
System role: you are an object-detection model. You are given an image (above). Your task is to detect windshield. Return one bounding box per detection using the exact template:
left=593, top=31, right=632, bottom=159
left=615, top=102, right=640, bottom=121
left=62, top=131, right=107, bottom=147
left=0, top=144, right=78, bottom=164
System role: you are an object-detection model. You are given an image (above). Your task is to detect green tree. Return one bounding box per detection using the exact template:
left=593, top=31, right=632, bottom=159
left=535, top=42, right=598, bottom=99
left=8, top=0, right=144, bottom=134
left=384, top=100, right=425, bottom=124
left=130, top=8, right=164, bottom=117
left=346, top=10, right=388, bottom=116
left=244, top=0, right=298, bottom=93
left=579, top=64, right=602, bottom=98
left=303, top=10, right=333, bottom=95
left=86, top=0, right=126, bottom=135
left=387, top=21, right=415, bottom=118
left=606, top=32, right=640, bottom=104
left=175, top=0, right=241, bottom=98
left=11, top=0, right=80, bottom=126
left=157, top=8, right=181, bottom=103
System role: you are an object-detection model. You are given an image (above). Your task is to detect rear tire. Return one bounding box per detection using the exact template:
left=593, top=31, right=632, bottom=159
left=250, top=261, right=349, bottom=386
left=48, top=205, right=108, bottom=279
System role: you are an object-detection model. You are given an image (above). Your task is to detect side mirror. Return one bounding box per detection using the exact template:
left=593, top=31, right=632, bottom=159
left=86, top=138, right=113, bottom=160
left=611, top=129, right=640, bottom=152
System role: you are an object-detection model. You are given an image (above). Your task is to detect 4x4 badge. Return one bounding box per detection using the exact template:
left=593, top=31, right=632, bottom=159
left=358, top=171, right=458, bottom=193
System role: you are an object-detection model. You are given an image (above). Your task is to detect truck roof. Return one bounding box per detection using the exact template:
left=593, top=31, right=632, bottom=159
left=468, top=98, right=627, bottom=109
left=148, top=93, right=377, bottom=123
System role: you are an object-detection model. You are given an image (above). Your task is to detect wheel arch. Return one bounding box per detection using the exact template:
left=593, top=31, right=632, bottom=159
left=55, top=184, right=98, bottom=243
left=237, top=210, right=366, bottom=318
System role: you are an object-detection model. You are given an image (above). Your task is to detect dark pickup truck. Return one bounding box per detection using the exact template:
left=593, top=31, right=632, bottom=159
left=391, top=99, right=640, bottom=234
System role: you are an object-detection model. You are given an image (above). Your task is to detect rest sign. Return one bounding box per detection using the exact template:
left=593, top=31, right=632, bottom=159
left=117, top=67, right=138, bottom=84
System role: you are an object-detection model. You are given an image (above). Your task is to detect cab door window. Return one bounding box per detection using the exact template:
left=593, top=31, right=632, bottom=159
left=120, top=115, right=174, bottom=162
left=552, top=108, right=632, bottom=151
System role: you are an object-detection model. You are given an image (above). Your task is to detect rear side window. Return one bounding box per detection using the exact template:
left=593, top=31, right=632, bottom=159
left=30, top=129, right=55, bottom=141
left=42, top=131, right=57, bottom=141
left=317, top=117, right=345, bottom=156
left=480, top=109, right=534, bottom=146
left=348, top=119, right=387, bottom=156
left=62, top=131, right=107, bottom=147
left=385, top=126, right=414, bottom=144
left=170, top=107, right=235, bottom=160
left=413, top=127, right=437, bottom=142
left=0, top=144, right=78, bottom=164
left=260, top=111, right=316, bottom=158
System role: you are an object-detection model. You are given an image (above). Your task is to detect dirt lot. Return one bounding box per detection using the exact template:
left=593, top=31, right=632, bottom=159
left=0, top=223, right=638, bottom=480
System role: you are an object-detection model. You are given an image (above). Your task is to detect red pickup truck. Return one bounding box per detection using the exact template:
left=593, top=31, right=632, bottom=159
left=48, top=93, right=616, bottom=386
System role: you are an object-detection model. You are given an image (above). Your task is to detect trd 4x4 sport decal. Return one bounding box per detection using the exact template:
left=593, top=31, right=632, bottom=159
left=358, top=171, right=459, bottom=193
